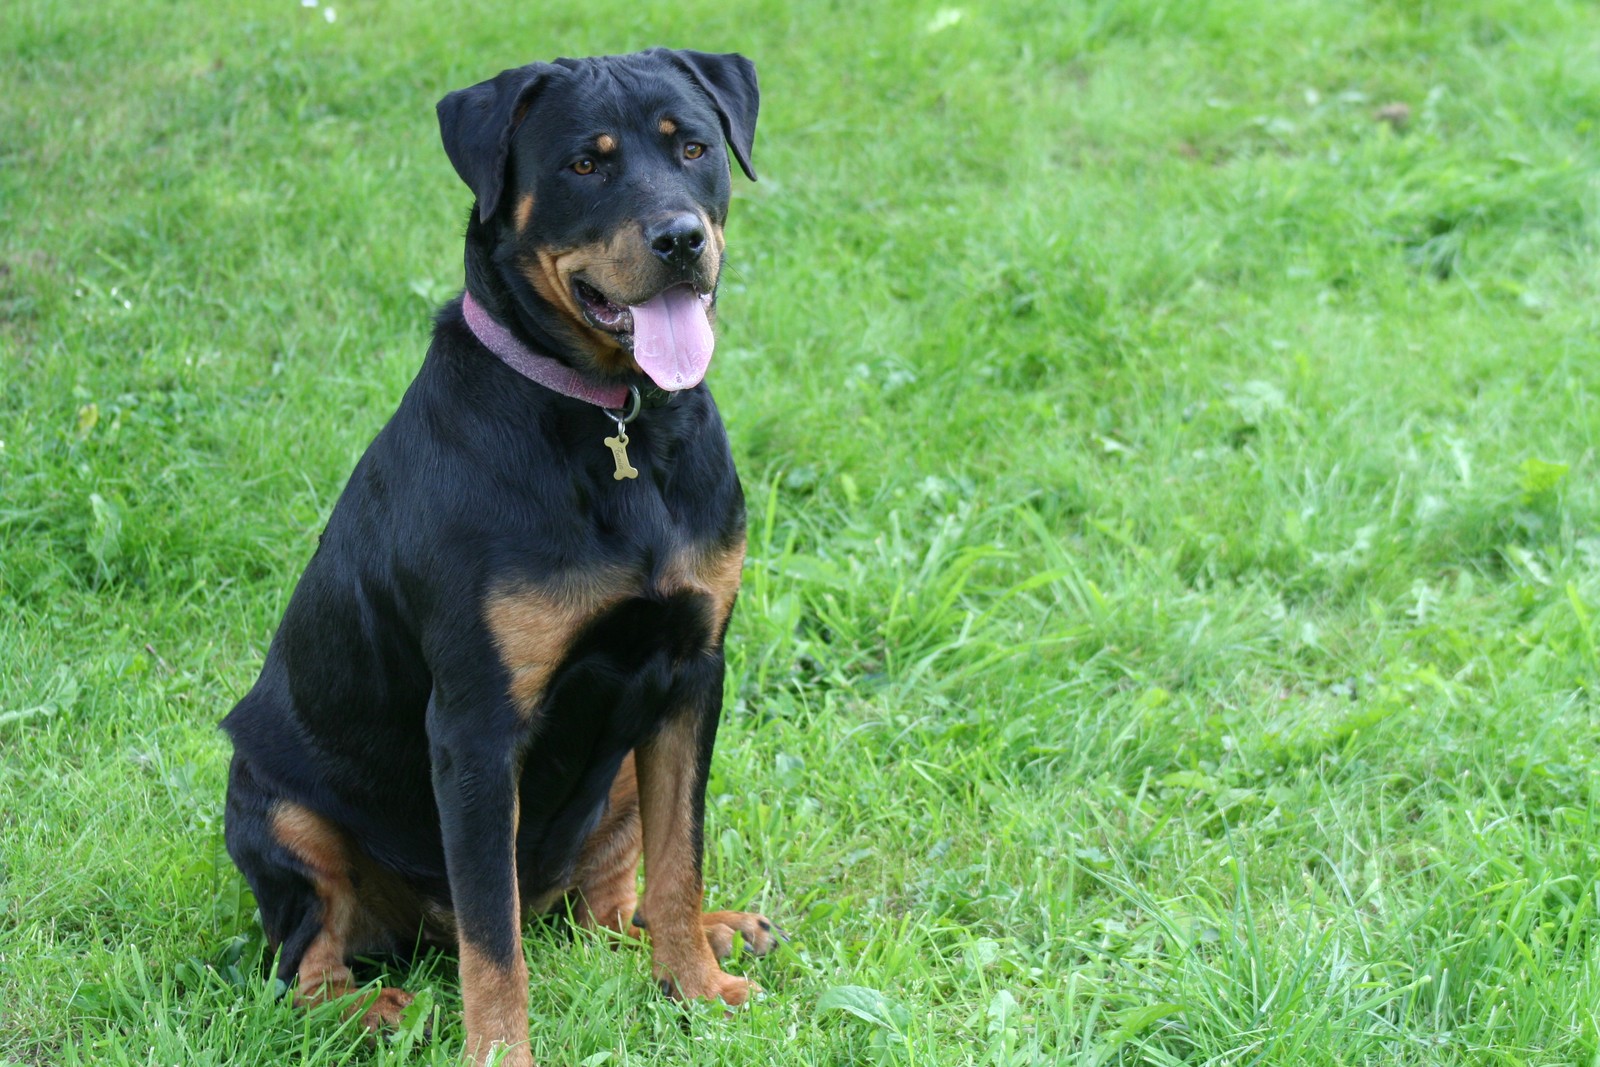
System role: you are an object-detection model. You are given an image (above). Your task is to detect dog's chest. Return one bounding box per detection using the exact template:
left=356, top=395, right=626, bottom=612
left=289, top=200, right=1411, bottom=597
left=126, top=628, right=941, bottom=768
left=482, top=530, right=745, bottom=721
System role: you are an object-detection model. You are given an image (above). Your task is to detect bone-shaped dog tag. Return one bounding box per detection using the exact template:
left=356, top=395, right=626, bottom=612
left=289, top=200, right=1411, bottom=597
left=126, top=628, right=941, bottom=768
left=604, top=431, right=638, bottom=480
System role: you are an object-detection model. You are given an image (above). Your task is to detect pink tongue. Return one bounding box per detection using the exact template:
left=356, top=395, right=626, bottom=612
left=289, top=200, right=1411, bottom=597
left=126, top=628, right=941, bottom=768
left=629, top=286, right=714, bottom=391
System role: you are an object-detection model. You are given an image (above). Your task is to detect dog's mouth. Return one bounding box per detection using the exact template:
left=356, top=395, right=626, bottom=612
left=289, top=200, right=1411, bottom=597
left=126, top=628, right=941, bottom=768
left=571, top=278, right=717, bottom=392
left=574, top=279, right=633, bottom=336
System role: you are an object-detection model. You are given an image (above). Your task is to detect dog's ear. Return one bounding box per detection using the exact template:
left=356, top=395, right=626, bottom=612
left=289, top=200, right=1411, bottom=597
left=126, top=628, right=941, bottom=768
left=656, top=50, right=760, bottom=182
left=437, top=63, right=558, bottom=222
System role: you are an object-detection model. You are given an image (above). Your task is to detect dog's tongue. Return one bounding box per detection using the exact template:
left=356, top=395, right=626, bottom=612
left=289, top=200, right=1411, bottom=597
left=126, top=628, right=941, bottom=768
left=629, top=286, right=714, bottom=391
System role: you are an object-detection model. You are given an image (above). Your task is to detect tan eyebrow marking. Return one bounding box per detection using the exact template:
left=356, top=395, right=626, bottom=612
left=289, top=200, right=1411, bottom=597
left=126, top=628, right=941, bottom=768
left=658, top=119, right=677, bottom=136
left=596, top=134, right=617, bottom=153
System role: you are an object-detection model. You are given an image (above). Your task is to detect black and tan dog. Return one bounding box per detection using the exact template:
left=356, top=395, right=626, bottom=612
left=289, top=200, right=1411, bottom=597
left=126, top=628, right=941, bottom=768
left=221, top=49, right=775, bottom=1067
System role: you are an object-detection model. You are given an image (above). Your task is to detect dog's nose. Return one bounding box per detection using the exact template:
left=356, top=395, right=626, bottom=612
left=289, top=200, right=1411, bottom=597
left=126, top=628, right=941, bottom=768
left=646, top=213, right=707, bottom=269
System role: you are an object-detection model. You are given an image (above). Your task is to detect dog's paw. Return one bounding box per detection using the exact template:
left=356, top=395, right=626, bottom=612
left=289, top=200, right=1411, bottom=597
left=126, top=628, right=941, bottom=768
left=660, top=969, right=759, bottom=1007
left=356, top=986, right=416, bottom=1031
left=708, top=972, right=759, bottom=1007
left=702, top=911, right=786, bottom=959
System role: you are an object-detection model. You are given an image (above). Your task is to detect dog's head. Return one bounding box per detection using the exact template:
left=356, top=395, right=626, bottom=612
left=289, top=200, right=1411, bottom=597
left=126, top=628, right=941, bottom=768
left=438, top=50, right=759, bottom=390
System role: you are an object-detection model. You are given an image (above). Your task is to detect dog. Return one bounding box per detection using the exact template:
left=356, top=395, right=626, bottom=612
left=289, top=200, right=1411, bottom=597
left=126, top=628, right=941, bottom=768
left=221, top=49, right=775, bottom=1067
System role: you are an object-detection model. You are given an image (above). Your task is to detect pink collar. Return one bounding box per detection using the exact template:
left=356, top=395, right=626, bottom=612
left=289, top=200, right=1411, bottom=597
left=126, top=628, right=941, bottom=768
left=461, top=291, right=632, bottom=409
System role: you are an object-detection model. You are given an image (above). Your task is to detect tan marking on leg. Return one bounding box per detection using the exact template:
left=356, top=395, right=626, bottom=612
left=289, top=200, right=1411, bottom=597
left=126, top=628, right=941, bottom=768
left=514, top=193, right=535, bottom=233
left=294, top=924, right=356, bottom=1005
left=460, top=940, right=532, bottom=1067
left=273, top=803, right=347, bottom=885
left=658, top=118, right=677, bottom=136
left=272, top=804, right=415, bottom=1029
left=596, top=133, right=617, bottom=154
left=484, top=575, right=628, bottom=719
left=572, top=752, right=642, bottom=933
left=460, top=793, right=530, bottom=1067
left=274, top=803, right=358, bottom=1004
left=636, top=717, right=752, bottom=1005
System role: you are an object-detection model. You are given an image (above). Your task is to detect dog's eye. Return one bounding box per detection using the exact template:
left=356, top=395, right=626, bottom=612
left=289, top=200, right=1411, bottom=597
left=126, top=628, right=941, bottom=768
left=572, top=158, right=596, bottom=175
left=683, top=143, right=706, bottom=160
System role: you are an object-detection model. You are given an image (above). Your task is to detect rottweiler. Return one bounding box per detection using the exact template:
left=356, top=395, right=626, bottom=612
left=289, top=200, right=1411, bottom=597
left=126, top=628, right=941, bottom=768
left=221, top=49, right=776, bottom=1067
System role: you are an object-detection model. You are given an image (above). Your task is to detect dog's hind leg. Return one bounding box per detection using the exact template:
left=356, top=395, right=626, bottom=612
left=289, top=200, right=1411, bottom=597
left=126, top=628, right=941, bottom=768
left=224, top=755, right=414, bottom=1029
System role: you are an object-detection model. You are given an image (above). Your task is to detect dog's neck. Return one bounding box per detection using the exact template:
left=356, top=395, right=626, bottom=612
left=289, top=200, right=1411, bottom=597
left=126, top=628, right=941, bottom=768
left=461, top=212, right=576, bottom=365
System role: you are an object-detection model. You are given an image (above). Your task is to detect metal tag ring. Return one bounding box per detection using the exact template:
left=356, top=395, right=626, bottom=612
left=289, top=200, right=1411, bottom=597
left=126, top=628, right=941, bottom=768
left=606, top=385, right=642, bottom=426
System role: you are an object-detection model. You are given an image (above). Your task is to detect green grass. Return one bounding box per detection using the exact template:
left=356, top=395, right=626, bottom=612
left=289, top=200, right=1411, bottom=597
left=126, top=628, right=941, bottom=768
left=3, top=0, right=1599, bottom=1063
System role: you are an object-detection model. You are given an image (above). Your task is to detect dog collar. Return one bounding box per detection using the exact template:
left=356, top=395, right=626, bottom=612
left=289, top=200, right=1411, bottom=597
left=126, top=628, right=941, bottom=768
left=462, top=291, right=645, bottom=480
left=462, top=291, right=633, bottom=409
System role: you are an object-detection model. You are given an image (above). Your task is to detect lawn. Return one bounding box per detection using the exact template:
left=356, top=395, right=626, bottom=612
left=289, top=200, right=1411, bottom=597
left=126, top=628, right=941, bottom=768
left=2, top=0, right=1599, bottom=1063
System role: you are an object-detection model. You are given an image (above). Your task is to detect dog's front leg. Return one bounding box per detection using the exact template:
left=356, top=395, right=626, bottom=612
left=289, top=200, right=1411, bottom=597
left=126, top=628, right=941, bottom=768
left=428, top=694, right=531, bottom=1067
left=636, top=654, right=753, bottom=1006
